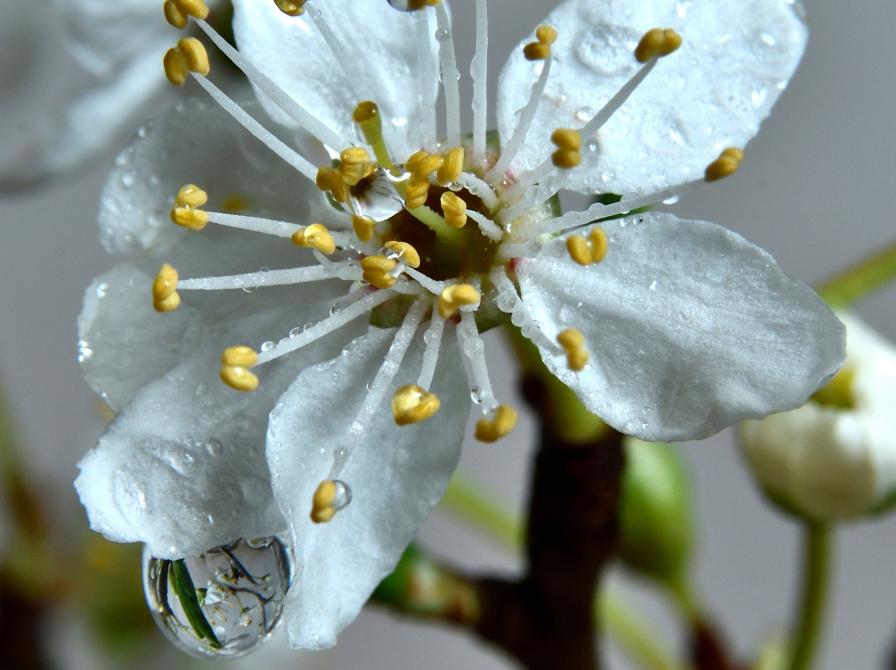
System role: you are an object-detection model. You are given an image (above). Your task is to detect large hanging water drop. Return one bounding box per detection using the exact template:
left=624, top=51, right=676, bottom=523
left=143, top=537, right=292, bottom=659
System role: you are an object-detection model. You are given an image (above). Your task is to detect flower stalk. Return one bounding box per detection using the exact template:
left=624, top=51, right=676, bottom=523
left=787, top=524, right=833, bottom=670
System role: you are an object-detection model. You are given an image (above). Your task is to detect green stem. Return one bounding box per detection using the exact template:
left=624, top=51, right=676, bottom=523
left=787, top=524, right=833, bottom=670
left=817, top=240, right=896, bottom=309
left=441, top=477, right=682, bottom=670
left=407, top=204, right=460, bottom=243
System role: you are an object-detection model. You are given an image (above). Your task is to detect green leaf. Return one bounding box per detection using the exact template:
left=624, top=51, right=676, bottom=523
left=817, top=240, right=896, bottom=309
left=170, top=559, right=221, bottom=648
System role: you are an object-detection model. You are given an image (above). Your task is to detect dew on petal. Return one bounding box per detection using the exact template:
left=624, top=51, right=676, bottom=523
left=143, top=537, right=291, bottom=659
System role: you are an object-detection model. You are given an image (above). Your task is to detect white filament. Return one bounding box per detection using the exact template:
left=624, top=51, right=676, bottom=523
left=205, top=212, right=299, bottom=238
left=178, top=264, right=360, bottom=291
left=191, top=74, right=317, bottom=182
left=455, top=172, right=498, bottom=211
left=414, top=9, right=439, bottom=150
left=435, top=3, right=461, bottom=148
left=255, top=288, right=395, bottom=365
left=488, top=56, right=552, bottom=182
left=195, top=20, right=345, bottom=150
left=470, top=0, right=489, bottom=164
left=403, top=267, right=446, bottom=296
left=457, top=311, right=498, bottom=413
left=305, top=5, right=366, bottom=104
left=466, top=210, right=503, bottom=241
left=417, top=302, right=446, bottom=390
left=578, top=59, right=658, bottom=140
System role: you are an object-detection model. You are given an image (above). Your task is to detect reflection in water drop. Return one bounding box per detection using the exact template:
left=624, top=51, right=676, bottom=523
left=143, top=537, right=291, bottom=659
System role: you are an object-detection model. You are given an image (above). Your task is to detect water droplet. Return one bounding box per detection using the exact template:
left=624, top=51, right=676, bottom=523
left=329, top=302, right=343, bottom=316
left=661, top=195, right=680, bottom=205
left=759, top=32, right=777, bottom=47
left=435, top=28, right=451, bottom=42
left=586, top=140, right=599, bottom=153
left=386, top=0, right=418, bottom=10
left=115, top=154, right=128, bottom=167
left=676, top=1, right=692, bottom=18
left=137, top=126, right=149, bottom=139
left=205, top=439, right=223, bottom=457
left=366, top=381, right=375, bottom=391
left=77, top=340, right=94, bottom=363
left=649, top=280, right=658, bottom=292
left=390, top=116, right=408, bottom=128
left=289, top=326, right=302, bottom=339
left=143, top=537, right=291, bottom=659
left=751, top=88, right=768, bottom=108
left=470, top=386, right=483, bottom=404
left=575, top=106, right=595, bottom=123
left=330, top=481, right=352, bottom=511
left=575, top=24, right=641, bottom=76
left=121, top=172, right=136, bottom=187
left=260, top=341, right=274, bottom=352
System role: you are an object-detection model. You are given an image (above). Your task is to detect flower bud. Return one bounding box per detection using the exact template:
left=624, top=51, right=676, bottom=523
left=618, top=438, right=694, bottom=586
left=739, top=314, right=896, bottom=521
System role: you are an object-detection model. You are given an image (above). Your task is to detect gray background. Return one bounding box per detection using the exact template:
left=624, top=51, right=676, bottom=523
left=1, top=0, right=895, bottom=668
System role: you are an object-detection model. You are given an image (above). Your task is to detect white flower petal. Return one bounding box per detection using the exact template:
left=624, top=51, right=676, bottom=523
left=266, top=326, right=469, bottom=649
left=98, top=96, right=326, bottom=265
left=496, top=0, right=807, bottom=196
left=50, top=0, right=162, bottom=77
left=75, top=302, right=364, bottom=559
left=0, top=40, right=169, bottom=191
left=232, top=0, right=438, bottom=157
left=515, top=211, right=844, bottom=441
left=78, top=264, right=203, bottom=411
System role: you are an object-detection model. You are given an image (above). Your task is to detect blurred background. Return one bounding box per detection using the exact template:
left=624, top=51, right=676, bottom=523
left=1, top=0, right=894, bottom=668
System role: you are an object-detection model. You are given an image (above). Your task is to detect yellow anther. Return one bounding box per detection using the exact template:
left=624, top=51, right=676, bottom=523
left=566, top=227, right=608, bottom=266
left=170, top=206, right=209, bottom=231
left=535, top=25, right=558, bottom=45
left=339, top=147, right=375, bottom=186
left=405, top=177, right=431, bottom=209
left=475, top=405, right=518, bottom=443
left=566, top=236, right=592, bottom=266
left=440, top=191, right=468, bottom=229
left=361, top=255, right=398, bottom=289
left=551, top=128, right=582, bottom=169
left=316, top=166, right=349, bottom=202
left=221, top=345, right=258, bottom=368
left=291, top=223, right=336, bottom=255
left=352, top=214, right=377, bottom=242
left=164, top=37, right=210, bottom=86
left=175, top=184, right=207, bottom=208
left=310, top=480, right=338, bottom=523
left=437, top=284, right=481, bottom=318
left=557, top=328, right=589, bottom=372
left=437, top=146, right=465, bottom=184
left=220, top=346, right=259, bottom=392
left=589, top=227, right=608, bottom=263
left=152, top=264, right=180, bottom=312
left=274, top=0, right=306, bottom=16
left=385, top=241, right=421, bottom=269
left=635, top=28, right=682, bottom=63
left=410, top=153, right=444, bottom=179
left=163, top=0, right=209, bottom=28
left=556, top=328, right=584, bottom=350
left=524, top=24, right=559, bottom=61
left=405, top=150, right=429, bottom=172
left=391, top=385, right=441, bottom=425
left=705, top=147, right=745, bottom=182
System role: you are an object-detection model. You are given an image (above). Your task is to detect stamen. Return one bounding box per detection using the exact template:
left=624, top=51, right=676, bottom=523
left=163, top=0, right=209, bottom=29
left=310, top=479, right=351, bottom=524
left=255, top=288, right=397, bottom=366
left=353, top=102, right=395, bottom=172
left=405, top=177, right=432, bottom=210
left=434, top=3, right=462, bottom=148
left=385, top=241, right=422, bottom=269
left=436, top=147, right=465, bottom=185
left=316, top=166, right=350, bottom=203
left=334, top=298, right=430, bottom=473
left=466, top=210, right=503, bottom=241
left=190, top=74, right=318, bottom=181
left=392, top=385, right=441, bottom=425
left=438, top=284, right=481, bottom=318
left=195, top=19, right=344, bottom=149
left=474, top=405, right=518, bottom=443
left=220, top=346, right=259, bottom=392
left=152, top=264, right=181, bottom=313
left=455, top=172, right=499, bottom=211
left=470, top=0, right=489, bottom=164
left=565, top=226, right=608, bottom=266
left=177, top=264, right=360, bottom=292
left=488, top=26, right=555, bottom=181
left=164, top=38, right=210, bottom=86
left=202, top=212, right=301, bottom=238
left=273, top=0, right=306, bottom=16
left=557, top=328, right=589, bottom=371
left=551, top=128, right=582, bottom=169
left=705, top=147, right=745, bottom=182
left=635, top=28, right=682, bottom=63
left=352, top=214, right=377, bottom=242
left=291, top=223, right=337, bottom=255
left=361, top=255, right=399, bottom=289
left=440, top=192, right=468, bottom=229
left=403, top=268, right=446, bottom=296
left=416, top=301, right=446, bottom=389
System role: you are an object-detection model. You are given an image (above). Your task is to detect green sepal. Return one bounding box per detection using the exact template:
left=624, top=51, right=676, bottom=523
left=170, top=559, right=221, bottom=648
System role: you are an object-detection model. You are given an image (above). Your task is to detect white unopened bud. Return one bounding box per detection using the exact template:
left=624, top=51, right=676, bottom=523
left=739, top=314, right=896, bottom=522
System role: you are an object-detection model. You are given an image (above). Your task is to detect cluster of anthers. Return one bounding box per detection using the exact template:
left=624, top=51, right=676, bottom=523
left=152, top=0, right=745, bottom=524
